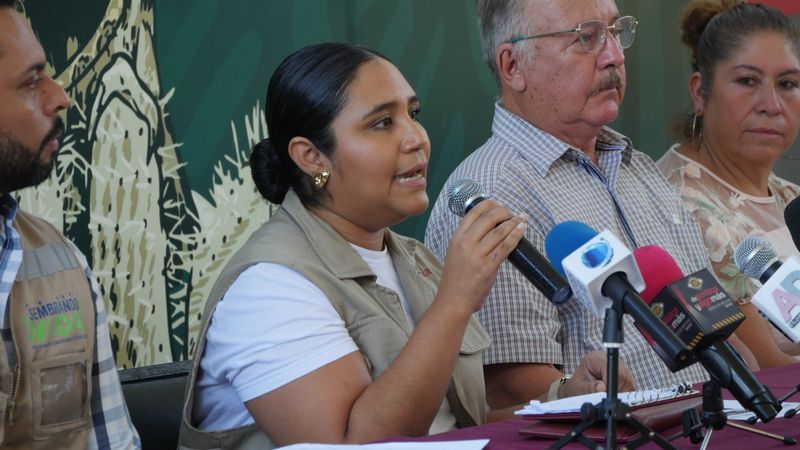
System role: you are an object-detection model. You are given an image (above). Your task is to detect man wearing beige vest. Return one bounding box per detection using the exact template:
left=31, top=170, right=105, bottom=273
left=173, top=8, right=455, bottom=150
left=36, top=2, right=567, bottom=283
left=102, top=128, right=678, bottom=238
left=0, top=1, right=140, bottom=448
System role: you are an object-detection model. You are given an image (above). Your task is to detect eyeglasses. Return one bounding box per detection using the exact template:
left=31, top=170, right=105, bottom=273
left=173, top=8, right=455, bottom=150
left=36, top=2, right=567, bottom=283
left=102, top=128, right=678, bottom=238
left=508, top=16, right=638, bottom=53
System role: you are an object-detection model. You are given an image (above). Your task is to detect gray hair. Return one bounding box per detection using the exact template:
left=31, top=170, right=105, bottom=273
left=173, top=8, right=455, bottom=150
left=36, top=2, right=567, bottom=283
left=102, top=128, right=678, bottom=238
left=476, top=0, right=534, bottom=82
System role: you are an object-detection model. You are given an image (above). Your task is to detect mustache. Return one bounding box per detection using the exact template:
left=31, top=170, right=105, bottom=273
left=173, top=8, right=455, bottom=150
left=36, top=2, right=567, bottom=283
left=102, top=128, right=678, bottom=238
left=590, top=71, right=624, bottom=97
left=38, top=116, right=65, bottom=153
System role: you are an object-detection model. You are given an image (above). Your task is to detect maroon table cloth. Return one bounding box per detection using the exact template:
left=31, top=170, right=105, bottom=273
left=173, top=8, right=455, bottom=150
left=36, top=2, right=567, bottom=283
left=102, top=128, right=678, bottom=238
left=384, top=362, right=800, bottom=449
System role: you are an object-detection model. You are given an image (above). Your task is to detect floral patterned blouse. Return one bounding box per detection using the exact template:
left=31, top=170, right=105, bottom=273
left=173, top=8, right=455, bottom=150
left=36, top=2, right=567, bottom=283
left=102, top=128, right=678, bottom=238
left=657, top=145, right=800, bottom=305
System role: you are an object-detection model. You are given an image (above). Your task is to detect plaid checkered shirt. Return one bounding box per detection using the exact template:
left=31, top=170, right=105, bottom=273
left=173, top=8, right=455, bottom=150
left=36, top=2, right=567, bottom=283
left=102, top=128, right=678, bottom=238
left=0, top=193, right=140, bottom=449
left=425, top=103, right=709, bottom=390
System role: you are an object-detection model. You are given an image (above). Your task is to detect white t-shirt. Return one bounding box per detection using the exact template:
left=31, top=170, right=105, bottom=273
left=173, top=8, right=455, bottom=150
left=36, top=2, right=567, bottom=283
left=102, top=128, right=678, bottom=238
left=194, top=245, right=456, bottom=434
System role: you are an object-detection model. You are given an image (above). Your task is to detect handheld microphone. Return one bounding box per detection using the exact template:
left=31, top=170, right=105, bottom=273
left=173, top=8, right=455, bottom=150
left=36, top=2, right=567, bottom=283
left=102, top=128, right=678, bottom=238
left=634, top=245, right=780, bottom=423
left=446, top=179, right=571, bottom=304
left=544, top=221, right=691, bottom=366
left=734, top=236, right=800, bottom=342
left=784, top=196, right=800, bottom=252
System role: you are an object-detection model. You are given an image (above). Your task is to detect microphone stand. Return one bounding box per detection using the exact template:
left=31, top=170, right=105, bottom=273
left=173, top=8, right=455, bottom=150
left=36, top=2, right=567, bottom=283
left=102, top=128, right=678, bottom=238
left=667, top=380, right=796, bottom=448
left=739, top=383, right=800, bottom=424
left=776, top=384, right=800, bottom=420
left=550, top=297, right=676, bottom=450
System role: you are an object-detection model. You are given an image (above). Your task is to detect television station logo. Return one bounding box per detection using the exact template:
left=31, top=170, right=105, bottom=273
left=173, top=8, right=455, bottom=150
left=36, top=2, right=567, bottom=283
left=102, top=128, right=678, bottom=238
left=580, top=238, right=614, bottom=269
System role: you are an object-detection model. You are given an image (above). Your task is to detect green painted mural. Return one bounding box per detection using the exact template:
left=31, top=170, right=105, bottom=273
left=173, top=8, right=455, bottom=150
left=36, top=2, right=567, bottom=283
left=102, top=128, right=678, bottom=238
left=17, top=0, right=800, bottom=368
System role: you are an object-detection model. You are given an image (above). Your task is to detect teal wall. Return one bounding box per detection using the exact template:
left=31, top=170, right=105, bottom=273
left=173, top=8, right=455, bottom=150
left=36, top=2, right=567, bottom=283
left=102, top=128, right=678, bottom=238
left=151, top=0, right=800, bottom=238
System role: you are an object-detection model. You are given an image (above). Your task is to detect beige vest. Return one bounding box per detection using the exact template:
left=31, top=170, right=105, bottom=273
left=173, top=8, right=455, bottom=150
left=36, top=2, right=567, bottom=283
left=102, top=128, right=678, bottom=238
left=0, top=210, right=95, bottom=449
left=179, top=190, right=490, bottom=450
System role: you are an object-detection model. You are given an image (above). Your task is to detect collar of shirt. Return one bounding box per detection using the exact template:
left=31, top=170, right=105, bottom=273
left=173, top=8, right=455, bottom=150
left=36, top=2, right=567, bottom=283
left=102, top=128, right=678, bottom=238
left=490, top=102, right=633, bottom=179
left=0, top=193, right=19, bottom=256
left=0, top=193, right=21, bottom=361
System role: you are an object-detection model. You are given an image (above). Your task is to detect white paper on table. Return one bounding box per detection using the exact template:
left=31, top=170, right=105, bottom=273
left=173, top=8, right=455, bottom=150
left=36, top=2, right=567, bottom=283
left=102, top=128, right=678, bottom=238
left=723, top=400, right=800, bottom=422
left=275, top=438, right=490, bottom=450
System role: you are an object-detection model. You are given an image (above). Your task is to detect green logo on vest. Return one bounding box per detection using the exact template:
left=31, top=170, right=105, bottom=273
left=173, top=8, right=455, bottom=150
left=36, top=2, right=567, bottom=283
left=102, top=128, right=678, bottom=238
left=26, top=295, right=85, bottom=345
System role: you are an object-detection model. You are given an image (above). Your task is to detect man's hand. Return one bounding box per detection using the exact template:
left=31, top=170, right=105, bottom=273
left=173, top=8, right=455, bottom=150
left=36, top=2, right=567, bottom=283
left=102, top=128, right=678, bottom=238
left=558, top=351, right=635, bottom=398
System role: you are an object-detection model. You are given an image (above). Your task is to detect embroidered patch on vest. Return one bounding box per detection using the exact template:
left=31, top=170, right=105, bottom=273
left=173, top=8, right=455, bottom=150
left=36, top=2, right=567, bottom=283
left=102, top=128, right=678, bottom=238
left=26, top=294, right=86, bottom=348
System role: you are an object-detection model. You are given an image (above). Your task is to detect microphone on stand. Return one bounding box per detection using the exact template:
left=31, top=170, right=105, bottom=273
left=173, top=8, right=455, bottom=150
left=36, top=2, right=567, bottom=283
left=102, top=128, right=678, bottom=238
left=544, top=221, right=692, bottom=367
left=634, top=245, right=780, bottom=423
left=446, top=179, right=571, bottom=303
left=543, top=221, right=692, bottom=449
left=734, top=236, right=800, bottom=343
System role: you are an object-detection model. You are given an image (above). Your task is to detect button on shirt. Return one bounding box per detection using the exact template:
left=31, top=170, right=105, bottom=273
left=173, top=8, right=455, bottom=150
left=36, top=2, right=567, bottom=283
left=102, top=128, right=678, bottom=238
left=0, top=194, right=140, bottom=449
left=425, top=103, right=709, bottom=389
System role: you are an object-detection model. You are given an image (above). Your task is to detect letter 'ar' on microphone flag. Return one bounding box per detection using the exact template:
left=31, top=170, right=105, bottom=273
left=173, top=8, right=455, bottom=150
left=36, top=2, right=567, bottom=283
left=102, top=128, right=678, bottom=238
left=751, top=262, right=800, bottom=341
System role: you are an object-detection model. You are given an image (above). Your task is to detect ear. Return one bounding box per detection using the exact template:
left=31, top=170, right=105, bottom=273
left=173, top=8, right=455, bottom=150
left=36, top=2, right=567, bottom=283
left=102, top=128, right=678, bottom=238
left=496, top=42, right=527, bottom=92
left=688, top=71, right=705, bottom=115
left=287, top=137, right=328, bottom=177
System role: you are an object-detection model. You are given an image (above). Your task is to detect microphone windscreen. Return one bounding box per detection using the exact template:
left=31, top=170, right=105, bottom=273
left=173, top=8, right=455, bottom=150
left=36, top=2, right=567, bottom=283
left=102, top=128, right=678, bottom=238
left=785, top=196, right=800, bottom=251
left=632, top=245, right=683, bottom=303
left=734, top=236, right=776, bottom=280
left=446, top=179, right=483, bottom=217
left=544, top=221, right=598, bottom=276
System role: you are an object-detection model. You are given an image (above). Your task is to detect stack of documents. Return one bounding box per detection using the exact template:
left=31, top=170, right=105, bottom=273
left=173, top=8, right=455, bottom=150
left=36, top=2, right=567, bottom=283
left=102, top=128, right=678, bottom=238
left=515, top=385, right=697, bottom=415
left=724, top=400, right=800, bottom=422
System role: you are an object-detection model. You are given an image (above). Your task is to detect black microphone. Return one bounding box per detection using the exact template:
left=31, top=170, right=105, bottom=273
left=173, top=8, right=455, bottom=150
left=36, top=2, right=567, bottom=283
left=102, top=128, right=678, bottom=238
left=635, top=245, right=780, bottom=423
left=446, top=179, right=571, bottom=304
left=785, top=195, right=800, bottom=252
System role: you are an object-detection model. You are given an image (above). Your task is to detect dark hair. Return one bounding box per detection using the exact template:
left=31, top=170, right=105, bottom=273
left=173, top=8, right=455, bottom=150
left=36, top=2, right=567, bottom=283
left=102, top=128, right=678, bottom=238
left=250, top=42, right=385, bottom=205
left=676, top=0, right=800, bottom=143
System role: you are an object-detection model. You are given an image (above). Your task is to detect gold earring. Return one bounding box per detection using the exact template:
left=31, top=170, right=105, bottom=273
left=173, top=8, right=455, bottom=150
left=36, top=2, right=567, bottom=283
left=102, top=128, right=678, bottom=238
left=313, top=169, right=330, bottom=189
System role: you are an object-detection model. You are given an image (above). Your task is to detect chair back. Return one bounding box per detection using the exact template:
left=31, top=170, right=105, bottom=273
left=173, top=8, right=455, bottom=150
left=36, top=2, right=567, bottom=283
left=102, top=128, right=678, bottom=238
left=119, top=359, right=193, bottom=450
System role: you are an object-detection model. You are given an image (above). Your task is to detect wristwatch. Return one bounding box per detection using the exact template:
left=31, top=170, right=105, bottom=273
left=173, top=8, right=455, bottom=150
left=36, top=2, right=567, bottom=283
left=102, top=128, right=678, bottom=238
left=547, top=374, right=572, bottom=401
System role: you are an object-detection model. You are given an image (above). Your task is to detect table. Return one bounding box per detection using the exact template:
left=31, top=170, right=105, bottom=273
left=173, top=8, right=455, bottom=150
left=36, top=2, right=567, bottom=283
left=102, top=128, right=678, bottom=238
left=389, top=363, right=800, bottom=449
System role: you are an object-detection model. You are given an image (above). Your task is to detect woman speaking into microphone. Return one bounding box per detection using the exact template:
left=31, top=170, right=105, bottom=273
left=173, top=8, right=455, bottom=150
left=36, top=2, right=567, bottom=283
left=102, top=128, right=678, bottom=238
left=178, top=42, right=531, bottom=449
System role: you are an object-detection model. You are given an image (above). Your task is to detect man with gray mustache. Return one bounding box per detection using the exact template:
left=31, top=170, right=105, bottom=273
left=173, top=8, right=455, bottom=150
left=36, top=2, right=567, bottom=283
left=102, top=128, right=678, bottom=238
left=426, top=0, right=710, bottom=408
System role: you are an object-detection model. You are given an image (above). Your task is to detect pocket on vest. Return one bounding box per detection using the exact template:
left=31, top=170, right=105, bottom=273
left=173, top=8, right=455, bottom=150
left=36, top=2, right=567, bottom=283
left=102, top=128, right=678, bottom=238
left=31, top=352, right=90, bottom=438
left=459, top=317, right=490, bottom=355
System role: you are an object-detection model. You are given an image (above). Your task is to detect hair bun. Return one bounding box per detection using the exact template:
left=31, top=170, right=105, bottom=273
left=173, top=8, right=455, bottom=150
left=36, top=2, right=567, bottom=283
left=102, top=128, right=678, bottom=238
left=682, top=0, right=746, bottom=56
left=250, top=138, right=291, bottom=204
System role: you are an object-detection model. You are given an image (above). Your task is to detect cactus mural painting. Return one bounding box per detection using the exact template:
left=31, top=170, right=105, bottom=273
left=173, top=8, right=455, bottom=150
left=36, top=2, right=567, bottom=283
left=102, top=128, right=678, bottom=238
left=17, top=0, right=268, bottom=367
